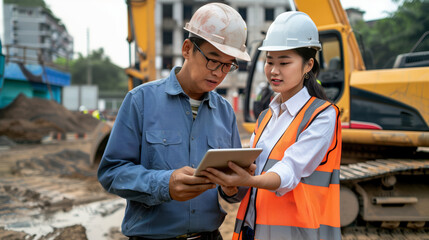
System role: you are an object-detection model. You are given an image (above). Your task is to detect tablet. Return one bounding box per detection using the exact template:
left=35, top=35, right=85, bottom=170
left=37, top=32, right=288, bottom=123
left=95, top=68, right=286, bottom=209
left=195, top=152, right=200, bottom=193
left=194, top=148, right=263, bottom=176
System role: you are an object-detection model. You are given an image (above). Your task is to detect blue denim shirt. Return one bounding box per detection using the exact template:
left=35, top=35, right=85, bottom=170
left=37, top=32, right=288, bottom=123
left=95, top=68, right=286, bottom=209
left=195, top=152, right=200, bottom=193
left=97, top=66, right=242, bottom=238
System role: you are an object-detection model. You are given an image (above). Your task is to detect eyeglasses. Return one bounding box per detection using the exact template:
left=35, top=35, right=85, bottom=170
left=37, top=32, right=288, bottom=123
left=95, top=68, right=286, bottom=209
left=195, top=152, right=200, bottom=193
left=192, top=42, right=239, bottom=73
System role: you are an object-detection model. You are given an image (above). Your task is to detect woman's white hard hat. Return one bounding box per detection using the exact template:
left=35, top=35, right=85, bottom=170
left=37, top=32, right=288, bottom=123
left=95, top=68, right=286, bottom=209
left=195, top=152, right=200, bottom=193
left=259, top=11, right=322, bottom=52
left=184, top=3, right=251, bottom=61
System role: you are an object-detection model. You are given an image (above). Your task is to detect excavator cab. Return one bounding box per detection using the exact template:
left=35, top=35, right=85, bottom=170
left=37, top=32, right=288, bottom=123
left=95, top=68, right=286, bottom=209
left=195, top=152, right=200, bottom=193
left=317, top=31, right=344, bottom=102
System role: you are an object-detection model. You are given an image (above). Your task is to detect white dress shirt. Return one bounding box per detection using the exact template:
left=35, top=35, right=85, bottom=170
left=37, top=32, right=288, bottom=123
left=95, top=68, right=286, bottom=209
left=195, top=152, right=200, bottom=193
left=244, top=86, right=336, bottom=229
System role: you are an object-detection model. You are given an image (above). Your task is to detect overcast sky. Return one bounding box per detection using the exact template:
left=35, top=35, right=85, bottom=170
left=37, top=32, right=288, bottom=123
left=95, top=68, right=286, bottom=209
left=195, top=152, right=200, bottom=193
left=1, top=0, right=400, bottom=68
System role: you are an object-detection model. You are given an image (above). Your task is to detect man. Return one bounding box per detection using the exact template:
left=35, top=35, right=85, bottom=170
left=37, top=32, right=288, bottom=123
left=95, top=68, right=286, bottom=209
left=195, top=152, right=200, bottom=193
left=97, top=3, right=250, bottom=240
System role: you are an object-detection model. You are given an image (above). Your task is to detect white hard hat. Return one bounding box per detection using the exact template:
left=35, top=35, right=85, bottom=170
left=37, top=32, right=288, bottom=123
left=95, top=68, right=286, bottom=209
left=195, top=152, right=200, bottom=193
left=259, top=11, right=321, bottom=52
left=184, top=3, right=251, bottom=61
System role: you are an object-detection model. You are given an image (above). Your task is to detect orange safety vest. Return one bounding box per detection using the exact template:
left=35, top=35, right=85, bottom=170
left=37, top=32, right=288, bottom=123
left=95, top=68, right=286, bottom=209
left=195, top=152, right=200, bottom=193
left=233, top=97, right=342, bottom=240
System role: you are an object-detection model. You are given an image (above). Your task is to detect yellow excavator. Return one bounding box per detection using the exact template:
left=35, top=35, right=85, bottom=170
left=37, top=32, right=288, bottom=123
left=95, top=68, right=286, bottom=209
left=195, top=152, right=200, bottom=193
left=243, top=0, right=429, bottom=234
left=91, top=0, right=429, bottom=236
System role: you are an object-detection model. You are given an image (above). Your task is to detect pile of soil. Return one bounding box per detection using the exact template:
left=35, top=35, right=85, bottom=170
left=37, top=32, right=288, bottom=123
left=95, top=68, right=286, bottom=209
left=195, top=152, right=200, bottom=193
left=0, top=94, right=100, bottom=143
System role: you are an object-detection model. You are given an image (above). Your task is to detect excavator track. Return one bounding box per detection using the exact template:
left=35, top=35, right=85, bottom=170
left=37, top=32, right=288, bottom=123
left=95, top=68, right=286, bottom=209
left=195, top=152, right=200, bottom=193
left=341, top=227, right=429, bottom=240
left=340, top=159, right=429, bottom=182
left=339, top=158, right=429, bottom=239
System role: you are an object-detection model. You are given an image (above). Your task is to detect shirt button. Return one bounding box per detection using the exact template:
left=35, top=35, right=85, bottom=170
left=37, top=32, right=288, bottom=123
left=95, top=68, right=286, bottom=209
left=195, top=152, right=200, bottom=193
left=186, top=111, right=190, bottom=115
left=191, top=209, right=196, bottom=214
left=191, top=164, right=195, bottom=167
left=191, top=137, right=194, bottom=140
left=163, top=139, right=166, bottom=143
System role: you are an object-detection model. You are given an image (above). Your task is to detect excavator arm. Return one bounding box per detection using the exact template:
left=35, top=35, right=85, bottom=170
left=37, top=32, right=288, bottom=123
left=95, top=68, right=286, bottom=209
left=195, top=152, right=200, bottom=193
left=125, top=0, right=156, bottom=90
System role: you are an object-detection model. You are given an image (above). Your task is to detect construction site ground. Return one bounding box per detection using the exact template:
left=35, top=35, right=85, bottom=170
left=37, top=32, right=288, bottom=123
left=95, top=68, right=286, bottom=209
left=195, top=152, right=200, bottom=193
left=3, top=136, right=429, bottom=240
left=0, top=95, right=244, bottom=239
left=0, top=128, right=243, bottom=240
left=4, top=142, right=429, bottom=240
left=1, top=96, right=429, bottom=239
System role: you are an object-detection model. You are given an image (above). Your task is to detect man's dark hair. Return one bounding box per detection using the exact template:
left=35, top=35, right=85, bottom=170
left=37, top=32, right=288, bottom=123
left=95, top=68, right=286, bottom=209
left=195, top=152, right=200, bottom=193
left=189, top=36, right=207, bottom=52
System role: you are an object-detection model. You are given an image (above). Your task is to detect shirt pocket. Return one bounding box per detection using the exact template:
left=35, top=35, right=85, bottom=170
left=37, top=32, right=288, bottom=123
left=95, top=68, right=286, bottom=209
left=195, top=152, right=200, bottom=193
left=145, top=130, right=183, bottom=169
left=207, top=136, right=231, bottom=149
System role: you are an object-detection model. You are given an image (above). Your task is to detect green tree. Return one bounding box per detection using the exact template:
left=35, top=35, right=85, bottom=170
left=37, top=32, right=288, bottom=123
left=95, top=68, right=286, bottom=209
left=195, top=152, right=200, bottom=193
left=70, top=48, right=128, bottom=92
left=353, top=0, right=429, bottom=69
left=53, top=57, right=70, bottom=70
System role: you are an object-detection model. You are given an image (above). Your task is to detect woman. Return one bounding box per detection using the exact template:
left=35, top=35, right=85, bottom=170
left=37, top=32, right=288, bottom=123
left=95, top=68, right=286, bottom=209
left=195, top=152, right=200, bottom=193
left=202, top=11, right=342, bottom=240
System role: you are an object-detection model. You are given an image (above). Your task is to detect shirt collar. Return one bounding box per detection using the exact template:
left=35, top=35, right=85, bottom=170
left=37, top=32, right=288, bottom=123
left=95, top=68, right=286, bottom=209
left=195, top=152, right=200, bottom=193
left=164, top=66, right=216, bottom=109
left=165, top=66, right=184, bottom=96
left=269, top=86, right=311, bottom=117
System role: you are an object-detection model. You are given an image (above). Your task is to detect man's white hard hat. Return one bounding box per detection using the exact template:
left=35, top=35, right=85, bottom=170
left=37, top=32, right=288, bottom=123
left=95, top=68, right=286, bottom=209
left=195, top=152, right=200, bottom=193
left=184, top=3, right=251, bottom=61
left=259, top=11, right=322, bottom=52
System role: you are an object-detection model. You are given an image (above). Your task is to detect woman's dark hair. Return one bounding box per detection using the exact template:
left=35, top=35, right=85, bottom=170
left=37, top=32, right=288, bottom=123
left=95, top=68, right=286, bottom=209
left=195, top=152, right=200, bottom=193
left=295, top=48, right=329, bottom=101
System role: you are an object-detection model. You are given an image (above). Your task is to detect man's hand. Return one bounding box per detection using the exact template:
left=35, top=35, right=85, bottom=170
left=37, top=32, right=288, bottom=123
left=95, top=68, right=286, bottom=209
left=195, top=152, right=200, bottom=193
left=169, top=166, right=216, bottom=201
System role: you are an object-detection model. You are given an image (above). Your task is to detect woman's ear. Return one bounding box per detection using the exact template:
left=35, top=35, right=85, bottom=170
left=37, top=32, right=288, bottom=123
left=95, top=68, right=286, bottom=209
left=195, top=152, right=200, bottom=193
left=182, top=39, right=192, bottom=59
left=305, top=58, right=314, bottom=73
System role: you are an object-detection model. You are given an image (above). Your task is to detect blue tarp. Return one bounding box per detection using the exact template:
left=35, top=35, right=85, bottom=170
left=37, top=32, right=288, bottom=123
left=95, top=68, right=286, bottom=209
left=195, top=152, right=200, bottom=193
left=0, top=63, right=70, bottom=108
left=4, top=62, right=70, bottom=86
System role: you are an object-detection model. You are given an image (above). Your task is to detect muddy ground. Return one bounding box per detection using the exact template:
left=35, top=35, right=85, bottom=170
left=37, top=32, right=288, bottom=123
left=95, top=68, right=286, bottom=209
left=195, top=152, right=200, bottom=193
left=0, top=95, right=246, bottom=240
left=2, top=127, right=429, bottom=239
left=0, top=137, right=240, bottom=240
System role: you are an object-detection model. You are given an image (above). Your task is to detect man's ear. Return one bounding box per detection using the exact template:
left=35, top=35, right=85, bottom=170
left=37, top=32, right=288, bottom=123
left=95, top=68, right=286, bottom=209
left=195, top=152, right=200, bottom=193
left=182, top=39, right=192, bottom=59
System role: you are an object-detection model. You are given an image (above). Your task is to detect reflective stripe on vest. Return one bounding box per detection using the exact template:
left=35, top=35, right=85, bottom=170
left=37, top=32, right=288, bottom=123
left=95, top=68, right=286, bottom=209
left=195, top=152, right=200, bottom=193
left=235, top=218, right=341, bottom=240
left=233, top=97, right=342, bottom=240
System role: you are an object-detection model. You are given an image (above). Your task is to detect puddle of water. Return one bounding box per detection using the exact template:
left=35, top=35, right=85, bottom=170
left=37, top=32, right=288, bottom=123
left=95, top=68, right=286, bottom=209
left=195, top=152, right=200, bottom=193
left=5, top=198, right=126, bottom=239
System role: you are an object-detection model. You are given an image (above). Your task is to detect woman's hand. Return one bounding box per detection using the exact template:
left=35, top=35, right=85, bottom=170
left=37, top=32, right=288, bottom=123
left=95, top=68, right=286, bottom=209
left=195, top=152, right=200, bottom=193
left=201, top=162, right=257, bottom=187
left=202, top=162, right=281, bottom=191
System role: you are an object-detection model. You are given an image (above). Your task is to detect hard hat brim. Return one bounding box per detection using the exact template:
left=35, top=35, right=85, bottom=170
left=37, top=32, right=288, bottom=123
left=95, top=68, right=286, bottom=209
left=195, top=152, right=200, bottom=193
left=210, top=41, right=251, bottom=62
left=258, top=45, right=321, bottom=52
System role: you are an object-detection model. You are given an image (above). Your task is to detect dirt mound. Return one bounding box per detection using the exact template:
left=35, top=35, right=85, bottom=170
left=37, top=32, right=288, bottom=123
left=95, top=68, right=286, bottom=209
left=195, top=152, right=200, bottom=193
left=0, top=94, right=100, bottom=143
